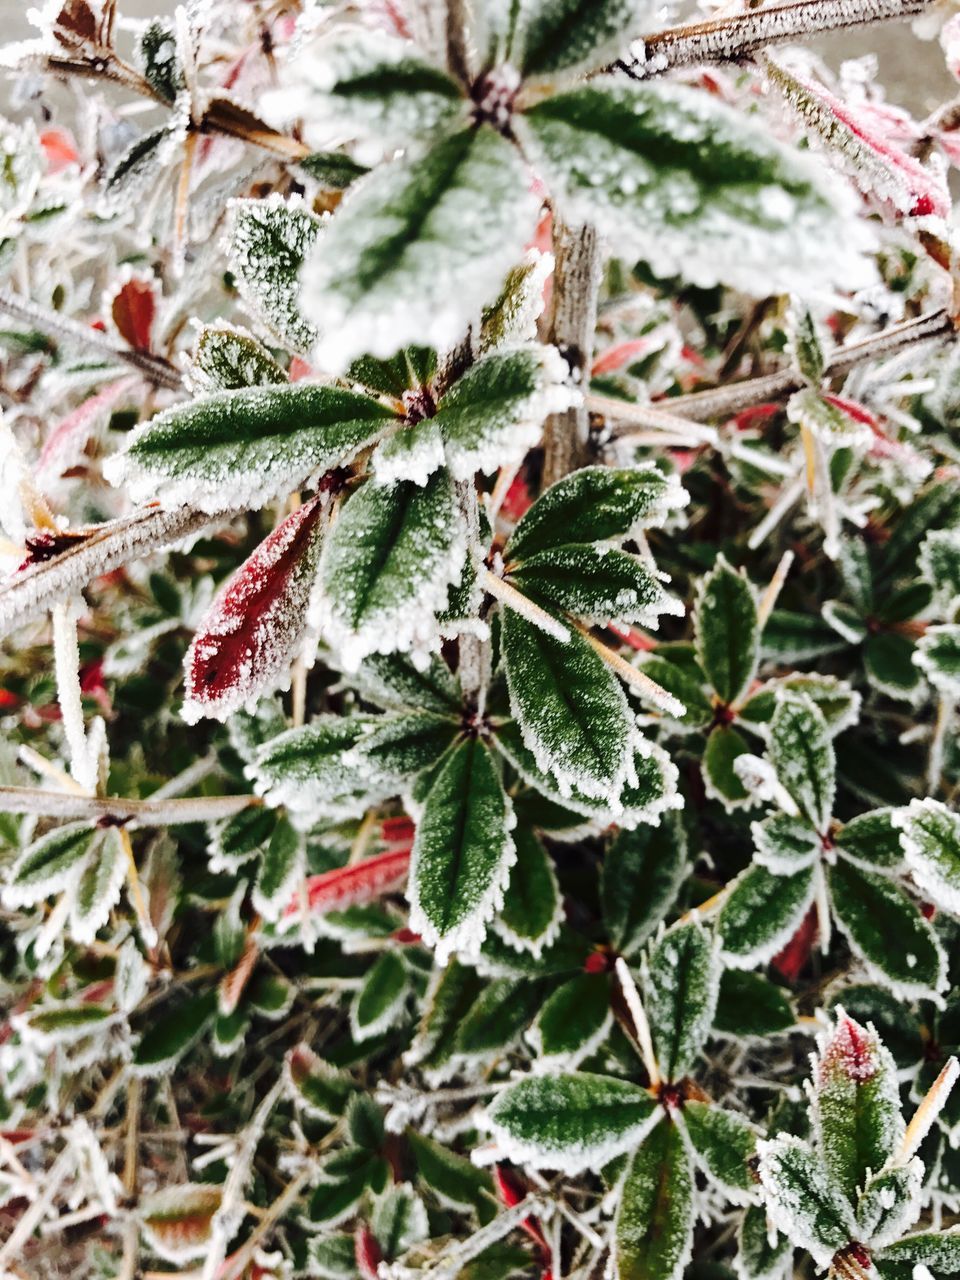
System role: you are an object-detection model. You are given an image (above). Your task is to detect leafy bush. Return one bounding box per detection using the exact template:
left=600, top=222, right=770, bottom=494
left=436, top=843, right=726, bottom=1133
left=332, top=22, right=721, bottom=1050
left=3, top=1, right=960, bottom=1278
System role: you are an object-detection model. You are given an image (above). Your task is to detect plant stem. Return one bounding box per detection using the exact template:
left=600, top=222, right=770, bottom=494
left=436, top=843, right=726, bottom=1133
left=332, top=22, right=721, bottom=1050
left=0, top=785, right=261, bottom=824
left=445, top=0, right=473, bottom=87
left=625, top=0, right=936, bottom=78
left=542, top=220, right=601, bottom=487
left=0, top=287, right=182, bottom=390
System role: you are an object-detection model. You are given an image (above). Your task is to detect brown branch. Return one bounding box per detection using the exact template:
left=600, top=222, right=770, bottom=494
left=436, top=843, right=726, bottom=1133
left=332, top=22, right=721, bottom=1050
left=0, top=785, right=261, bottom=824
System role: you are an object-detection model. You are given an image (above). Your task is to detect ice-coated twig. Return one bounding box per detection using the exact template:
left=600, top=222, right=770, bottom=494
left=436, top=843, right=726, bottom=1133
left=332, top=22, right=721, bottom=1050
left=0, top=505, right=233, bottom=638
left=0, top=1137, right=74, bottom=1267
left=482, top=567, right=571, bottom=642
left=0, top=287, right=182, bottom=390
left=52, top=598, right=96, bottom=794
left=757, top=550, right=795, bottom=629
left=898, top=1057, right=960, bottom=1163
left=390, top=1197, right=551, bottom=1280
left=578, top=626, right=686, bottom=718
left=0, top=785, right=261, bottom=824
left=927, top=695, right=956, bottom=793
left=614, top=957, right=661, bottom=1088
left=608, top=309, right=954, bottom=430
left=624, top=0, right=937, bottom=78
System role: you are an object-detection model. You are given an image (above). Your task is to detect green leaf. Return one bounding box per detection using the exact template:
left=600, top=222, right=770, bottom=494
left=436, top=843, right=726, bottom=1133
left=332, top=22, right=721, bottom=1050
left=284, top=1043, right=355, bottom=1120
left=752, top=812, right=820, bottom=874
left=298, top=151, right=370, bottom=190
left=828, top=859, right=945, bottom=998
left=644, top=919, right=720, bottom=1082
left=877, top=1232, right=960, bottom=1271
left=300, top=126, right=538, bottom=371
left=69, top=827, right=125, bottom=944
left=353, top=651, right=461, bottom=715
left=250, top=714, right=381, bottom=822
left=372, top=1184, right=429, bottom=1261
left=896, top=798, right=960, bottom=915
left=756, top=1134, right=857, bottom=1267
left=863, top=631, right=921, bottom=701
left=737, top=1203, right=792, bottom=1280
left=189, top=323, right=286, bottom=392
left=408, top=1129, right=495, bottom=1222
left=768, top=693, right=835, bottom=831
left=317, top=470, right=465, bottom=671
left=500, top=607, right=633, bottom=804
left=495, top=824, right=563, bottom=955
left=107, top=383, right=395, bottom=513
left=530, top=971, right=612, bottom=1067
left=20, top=1003, right=113, bottom=1048
left=133, top=991, right=218, bottom=1076
left=351, top=951, right=408, bottom=1041
left=515, top=0, right=655, bottom=78
left=306, top=1234, right=359, bottom=1280
left=915, top=625, right=960, bottom=695
left=253, top=816, right=304, bottom=921
left=615, top=1117, right=694, bottom=1280
left=228, top=196, right=321, bottom=352
left=919, top=527, right=960, bottom=615
left=694, top=556, right=759, bottom=705
left=208, top=806, right=277, bottom=873
left=137, top=20, right=182, bottom=103
left=100, top=124, right=181, bottom=211
left=714, top=971, right=794, bottom=1039
left=406, top=959, right=485, bottom=1077
left=635, top=656, right=712, bottom=727
left=703, top=724, right=753, bottom=810
left=814, top=1010, right=903, bottom=1205
left=787, top=302, right=826, bottom=384
left=510, top=543, right=682, bottom=629
left=518, top=80, right=870, bottom=297
left=738, top=674, right=860, bottom=737
left=601, top=812, right=688, bottom=957
left=787, top=387, right=869, bottom=445
left=408, top=737, right=515, bottom=958
left=761, top=610, right=848, bottom=663
left=505, top=465, right=683, bottom=562
left=355, top=712, right=460, bottom=788
left=487, top=1071, right=659, bottom=1174
left=3, top=823, right=99, bottom=909
left=717, top=864, right=815, bottom=967
left=856, top=1162, right=922, bottom=1247
left=683, top=1101, right=759, bottom=1197
left=454, top=978, right=542, bottom=1058
left=834, top=808, right=904, bottom=873
left=480, top=250, right=554, bottom=353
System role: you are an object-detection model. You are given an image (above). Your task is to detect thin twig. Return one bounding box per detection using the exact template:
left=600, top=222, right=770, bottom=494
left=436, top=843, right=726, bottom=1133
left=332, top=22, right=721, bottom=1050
left=0, top=785, right=261, bottom=823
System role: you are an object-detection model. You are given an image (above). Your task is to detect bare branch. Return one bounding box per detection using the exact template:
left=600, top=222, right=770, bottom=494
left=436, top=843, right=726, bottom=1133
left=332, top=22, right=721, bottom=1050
left=0, top=785, right=261, bottom=824
left=625, top=0, right=936, bottom=78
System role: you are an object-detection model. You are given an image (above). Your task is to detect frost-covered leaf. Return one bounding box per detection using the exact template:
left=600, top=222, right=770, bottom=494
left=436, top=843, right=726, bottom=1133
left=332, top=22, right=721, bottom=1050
left=683, top=1102, right=759, bottom=1199
left=856, top=1161, right=922, bottom=1247
left=787, top=301, right=827, bottom=385
left=501, top=607, right=633, bottom=804
left=828, top=859, right=945, bottom=997
left=752, top=813, right=820, bottom=875
left=738, top=674, right=860, bottom=738
left=353, top=650, right=461, bottom=716
left=834, top=808, right=904, bottom=873
left=100, top=122, right=182, bottom=211
left=864, top=631, right=921, bottom=702
left=3, top=822, right=99, bottom=908
left=814, top=1010, right=903, bottom=1204
left=249, top=715, right=381, bottom=822
left=189, top=323, right=285, bottom=393
left=601, top=812, right=687, bottom=957
left=352, top=712, right=460, bottom=790
left=106, top=383, right=395, bottom=513
left=615, top=1117, right=693, bottom=1280
left=208, top=805, right=276, bottom=874
left=228, top=196, right=322, bottom=353
left=454, top=978, right=541, bottom=1059
left=714, top=971, right=794, bottom=1039
left=787, top=387, right=871, bottom=447
left=510, top=543, right=682, bottom=629
left=269, top=29, right=465, bottom=152
left=133, top=991, right=218, bottom=1076
left=505, top=465, right=685, bottom=562
left=253, top=817, right=304, bottom=920
left=915, top=624, right=960, bottom=694
left=486, top=1071, right=658, bottom=1174
left=139, top=1183, right=221, bottom=1263
left=298, top=151, right=370, bottom=189
left=517, top=80, right=873, bottom=296
left=70, top=826, right=125, bottom=944
left=137, top=20, right=182, bottom=104
left=316, top=470, right=465, bottom=671
left=480, top=249, right=553, bottom=353
left=694, top=556, right=759, bottom=706
left=372, top=1183, right=429, bottom=1260
left=284, top=1044, right=355, bottom=1120
left=876, top=1230, right=960, bottom=1271
left=514, top=0, right=656, bottom=79
left=919, top=528, right=960, bottom=616
left=407, top=736, right=515, bottom=960
left=495, top=824, right=563, bottom=955
left=737, top=1202, right=792, bottom=1280
left=896, top=798, right=960, bottom=915
left=351, top=951, right=409, bottom=1041
left=407, top=1130, right=495, bottom=1221
left=768, top=693, right=835, bottom=831
left=644, top=919, right=720, bottom=1081
left=717, top=864, right=816, bottom=968
left=756, top=1134, right=856, bottom=1267
left=182, top=496, right=326, bottom=723
left=703, top=724, right=754, bottom=810
left=300, top=126, right=538, bottom=372
left=529, top=971, right=612, bottom=1067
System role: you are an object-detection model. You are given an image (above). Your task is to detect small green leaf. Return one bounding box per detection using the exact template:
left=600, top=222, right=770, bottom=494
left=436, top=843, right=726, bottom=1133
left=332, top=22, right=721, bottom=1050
left=635, top=656, right=712, bottom=727
left=228, top=196, right=321, bottom=352
left=877, top=1232, right=960, bottom=1271
left=284, top=1043, right=355, bottom=1120
left=530, top=971, right=612, bottom=1067
left=644, top=919, right=720, bottom=1082
left=752, top=812, right=820, bottom=874
left=250, top=714, right=380, bottom=822
left=353, top=651, right=461, bottom=715
left=516, top=0, right=655, bottom=78
left=768, top=693, right=835, bottom=831
left=496, top=824, right=563, bottom=955
left=856, top=1162, right=922, bottom=1247
left=371, top=1183, right=429, bottom=1261
left=683, top=1101, right=759, bottom=1198
left=834, top=808, right=903, bottom=873
left=107, top=383, right=395, bottom=512
left=454, top=979, right=542, bottom=1058
left=694, top=556, right=759, bottom=706
left=355, top=713, right=461, bottom=788
left=501, top=607, right=633, bottom=804
left=408, top=1129, right=495, bottom=1222
left=487, top=1071, right=659, bottom=1174
left=306, top=1234, right=359, bottom=1280
left=756, top=1134, right=856, bottom=1267
left=717, top=864, right=815, bottom=968
left=915, top=625, right=960, bottom=695
left=406, top=959, right=484, bottom=1076
left=787, top=302, right=826, bottom=384
left=506, top=465, right=683, bottom=562
left=737, top=1202, right=792, bottom=1280
left=70, top=827, right=125, bottom=944
left=189, top=323, right=285, bottom=392
left=896, top=798, right=960, bottom=915
left=208, top=806, right=278, bottom=873
left=714, top=971, right=794, bottom=1039
left=253, top=816, right=304, bottom=920
left=703, top=723, right=753, bottom=810
left=787, top=387, right=868, bottom=445
left=510, top=543, right=681, bottom=629
left=863, top=631, right=921, bottom=701
left=133, top=991, right=218, bottom=1076
left=615, top=1117, right=694, bottom=1280
left=738, top=674, right=860, bottom=737
left=351, top=951, right=409, bottom=1041
left=137, top=20, right=182, bottom=103
left=408, top=737, right=515, bottom=959
left=828, top=859, right=945, bottom=998
left=3, top=823, right=99, bottom=909
left=298, top=151, right=370, bottom=189
left=919, top=527, right=960, bottom=615
left=601, top=812, right=688, bottom=957
left=301, top=126, right=538, bottom=371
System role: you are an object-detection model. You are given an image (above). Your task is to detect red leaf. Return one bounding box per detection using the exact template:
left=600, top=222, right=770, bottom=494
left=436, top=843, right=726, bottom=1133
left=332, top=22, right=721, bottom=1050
left=494, top=1165, right=548, bottom=1251
left=109, top=275, right=157, bottom=352
left=182, top=496, right=326, bottom=724
left=771, top=905, right=817, bottom=983
left=355, top=1225, right=383, bottom=1280
left=38, top=377, right=135, bottom=481
left=592, top=339, right=651, bottom=376
left=284, top=847, right=411, bottom=920
left=820, top=1010, right=880, bottom=1084
left=39, top=127, right=79, bottom=174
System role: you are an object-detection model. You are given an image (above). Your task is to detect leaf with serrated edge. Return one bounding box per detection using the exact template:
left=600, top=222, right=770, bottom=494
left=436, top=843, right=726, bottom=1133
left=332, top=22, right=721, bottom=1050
left=3, top=822, right=100, bottom=909
left=768, top=692, right=835, bottom=832
left=896, top=797, right=960, bottom=915
left=682, top=1101, right=760, bottom=1201
left=694, top=555, right=759, bottom=706
left=494, top=824, right=564, bottom=957
left=601, top=812, right=687, bottom=957
left=756, top=1134, right=857, bottom=1267
left=227, top=194, right=321, bottom=352
left=615, top=1117, right=694, bottom=1280
left=643, top=918, right=720, bottom=1082
left=527, top=971, right=612, bottom=1070
left=717, top=863, right=816, bottom=969
left=351, top=951, right=409, bottom=1042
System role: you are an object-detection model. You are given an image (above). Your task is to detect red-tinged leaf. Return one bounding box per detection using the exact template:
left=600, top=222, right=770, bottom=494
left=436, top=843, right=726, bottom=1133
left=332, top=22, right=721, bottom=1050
left=607, top=625, right=656, bottom=652
left=109, top=275, right=157, bottom=352
left=139, top=1184, right=222, bottom=1264
left=592, top=339, right=652, bottom=376
left=494, top=1165, right=549, bottom=1250
left=768, top=57, right=950, bottom=219
left=289, top=356, right=314, bottom=381
left=500, top=470, right=534, bottom=524
left=771, top=904, right=817, bottom=982
left=730, top=403, right=780, bottom=431
left=356, top=1224, right=383, bottom=1280
left=821, top=394, right=880, bottom=434
left=381, top=816, right=416, bottom=847
left=182, top=496, right=326, bottom=724
left=37, top=377, right=137, bottom=480
left=39, top=127, right=79, bottom=173
left=284, top=847, right=412, bottom=920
